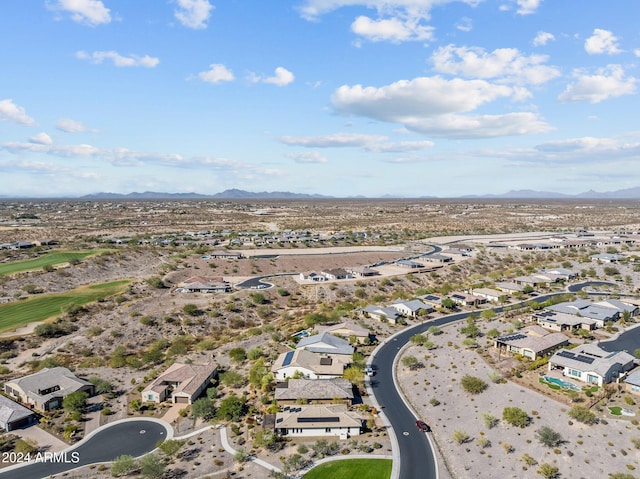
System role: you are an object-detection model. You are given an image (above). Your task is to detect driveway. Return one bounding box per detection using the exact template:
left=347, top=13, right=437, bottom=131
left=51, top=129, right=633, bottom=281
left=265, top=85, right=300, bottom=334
left=0, top=419, right=171, bottom=479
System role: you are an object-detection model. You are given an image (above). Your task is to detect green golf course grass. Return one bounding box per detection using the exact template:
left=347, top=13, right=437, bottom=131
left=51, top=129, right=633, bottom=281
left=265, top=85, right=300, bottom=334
left=303, top=458, right=392, bottom=479
left=0, top=280, right=131, bottom=333
left=0, top=249, right=114, bottom=276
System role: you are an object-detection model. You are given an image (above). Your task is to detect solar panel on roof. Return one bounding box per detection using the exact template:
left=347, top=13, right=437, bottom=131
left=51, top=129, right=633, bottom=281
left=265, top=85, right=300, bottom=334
left=574, top=355, right=595, bottom=364
left=557, top=350, right=575, bottom=359
left=282, top=351, right=295, bottom=367
left=297, top=416, right=340, bottom=423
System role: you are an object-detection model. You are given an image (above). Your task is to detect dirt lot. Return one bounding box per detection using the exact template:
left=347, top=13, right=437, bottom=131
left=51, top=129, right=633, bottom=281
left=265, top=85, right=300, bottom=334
left=397, top=317, right=640, bottom=479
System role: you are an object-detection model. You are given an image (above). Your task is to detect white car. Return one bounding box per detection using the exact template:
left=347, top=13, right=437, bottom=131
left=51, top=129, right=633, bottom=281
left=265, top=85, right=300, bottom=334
left=365, top=366, right=375, bottom=377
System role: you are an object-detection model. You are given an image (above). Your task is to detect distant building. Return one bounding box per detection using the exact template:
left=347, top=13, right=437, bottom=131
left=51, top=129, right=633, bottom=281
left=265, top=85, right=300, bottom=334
left=275, top=404, right=362, bottom=438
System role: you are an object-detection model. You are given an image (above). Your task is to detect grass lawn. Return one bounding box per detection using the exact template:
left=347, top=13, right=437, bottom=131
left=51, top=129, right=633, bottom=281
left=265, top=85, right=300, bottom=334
left=0, top=280, right=130, bottom=333
left=303, top=458, right=392, bottom=479
left=0, top=249, right=113, bottom=276
left=609, top=406, right=622, bottom=416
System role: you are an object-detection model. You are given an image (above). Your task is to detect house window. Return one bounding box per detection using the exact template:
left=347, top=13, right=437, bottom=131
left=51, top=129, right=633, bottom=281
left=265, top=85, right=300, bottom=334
left=587, top=374, right=599, bottom=384
left=631, top=385, right=640, bottom=393
left=147, top=394, right=154, bottom=401
left=568, top=369, right=580, bottom=378
left=325, top=428, right=331, bottom=433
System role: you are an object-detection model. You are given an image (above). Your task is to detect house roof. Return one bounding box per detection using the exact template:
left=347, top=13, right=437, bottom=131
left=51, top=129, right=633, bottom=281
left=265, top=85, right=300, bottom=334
left=550, top=344, right=635, bottom=378
left=361, top=305, right=402, bottom=320
left=314, top=321, right=369, bottom=338
left=471, top=288, right=505, bottom=298
left=547, top=300, right=620, bottom=321
left=0, top=395, right=33, bottom=426
left=143, top=362, right=216, bottom=398
left=275, top=378, right=354, bottom=402
left=296, top=332, right=354, bottom=355
left=391, top=299, right=432, bottom=313
left=275, top=404, right=361, bottom=429
left=6, top=367, right=91, bottom=404
left=495, top=282, right=524, bottom=292
left=535, top=310, right=597, bottom=327
left=625, top=369, right=640, bottom=387
left=271, top=349, right=347, bottom=376
left=496, top=327, right=569, bottom=354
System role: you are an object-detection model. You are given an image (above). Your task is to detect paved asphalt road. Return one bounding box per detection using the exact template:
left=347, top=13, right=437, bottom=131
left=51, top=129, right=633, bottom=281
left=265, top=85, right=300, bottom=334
left=371, top=280, right=615, bottom=479
left=0, top=420, right=168, bottom=479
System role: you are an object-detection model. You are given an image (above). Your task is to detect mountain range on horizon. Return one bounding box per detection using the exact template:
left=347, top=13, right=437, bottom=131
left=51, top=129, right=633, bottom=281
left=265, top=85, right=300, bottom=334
left=4, top=187, right=640, bottom=200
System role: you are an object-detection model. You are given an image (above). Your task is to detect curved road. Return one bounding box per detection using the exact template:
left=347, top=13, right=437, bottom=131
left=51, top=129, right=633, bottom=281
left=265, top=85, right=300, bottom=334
left=370, top=280, right=619, bottom=479
left=0, top=419, right=170, bottom=479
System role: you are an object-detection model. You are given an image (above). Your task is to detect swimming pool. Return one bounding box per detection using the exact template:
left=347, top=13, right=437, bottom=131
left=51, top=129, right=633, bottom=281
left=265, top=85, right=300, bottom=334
left=543, top=375, right=581, bottom=392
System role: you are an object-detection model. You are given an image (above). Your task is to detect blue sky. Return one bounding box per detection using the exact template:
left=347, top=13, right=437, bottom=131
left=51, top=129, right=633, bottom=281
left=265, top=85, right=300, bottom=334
left=1, top=0, right=639, bottom=197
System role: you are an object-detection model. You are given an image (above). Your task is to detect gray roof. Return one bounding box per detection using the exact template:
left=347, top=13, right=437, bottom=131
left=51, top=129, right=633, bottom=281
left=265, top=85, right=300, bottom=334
left=275, top=404, right=361, bottom=430
left=361, top=305, right=402, bottom=320
left=625, top=369, right=640, bottom=387
left=0, top=395, right=33, bottom=427
left=6, top=367, right=91, bottom=404
left=296, top=332, right=354, bottom=355
left=275, top=378, right=354, bottom=402
left=547, top=300, right=620, bottom=322
left=550, top=344, right=635, bottom=378
left=391, top=299, right=432, bottom=313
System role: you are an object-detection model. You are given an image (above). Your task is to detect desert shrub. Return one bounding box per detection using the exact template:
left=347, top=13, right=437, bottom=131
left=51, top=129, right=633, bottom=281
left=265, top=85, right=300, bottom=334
left=502, top=407, right=530, bottom=428
left=461, top=375, right=488, bottom=394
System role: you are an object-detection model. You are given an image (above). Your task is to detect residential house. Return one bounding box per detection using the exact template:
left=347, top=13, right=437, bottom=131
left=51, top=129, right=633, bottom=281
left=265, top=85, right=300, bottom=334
left=361, top=305, right=402, bottom=324
left=320, top=269, right=352, bottom=280
left=142, top=362, right=217, bottom=404
left=470, top=288, right=507, bottom=303
left=179, top=276, right=231, bottom=293
left=296, top=332, right=355, bottom=357
left=346, top=266, right=379, bottom=277
left=539, top=268, right=578, bottom=281
left=314, top=322, right=370, bottom=344
left=590, top=253, right=623, bottom=263
left=548, top=344, right=635, bottom=386
left=4, top=367, right=95, bottom=412
left=275, top=404, right=362, bottom=438
left=494, top=326, right=570, bottom=360
left=271, top=349, right=349, bottom=380
left=0, top=395, right=36, bottom=431
left=395, top=259, right=424, bottom=269
left=545, top=300, right=621, bottom=328
left=275, top=378, right=354, bottom=406
left=534, top=310, right=596, bottom=332
left=418, top=294, right=444, bottom=308
left=494, top=282, right=525, bottom=294
left=449, top=292, right=486, bottom=307
left=624, top=369, right=640, bottom=396
left=421, top=253, right=452, bottom=263
left=390, top=299, right=433, bottom=318
left=299, top=271, right=327, bottom=282
left=208, top=251, right=242, bottom=259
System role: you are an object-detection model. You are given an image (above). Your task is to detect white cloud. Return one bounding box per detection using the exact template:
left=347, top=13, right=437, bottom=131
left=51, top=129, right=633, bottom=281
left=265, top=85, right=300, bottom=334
left=47, top=0, right=111, bottom=26
left=174, top=0, right=214, bottom=29
left=351, top=16, right=434, bottom=43
left=558, top=65, right=636, bottom=104
left=635, top=49, right=640, bottom=57
left=365, top=140, right=434, bottom=152
left=332, top=76, right=518, bottom=121
left=533, top=31, right=554, bottom=46
left=76, top=50, right=160, bottom=68
left=29, top=133, right=53, bottom=145
left=197, top=64, right=235, bottom=84
left=297, top=0, right=482, bottom=22
left=535, top=136, right=616, bottom=153
left=261, top=67, right=295, bottom=87
left=279, top=132, right=387, bottom=148
left=431, top=45, right=560, bottom=85
left=56, top=118, right=94, bottom=133
left=456, top=17, right=472, bottom=32
left=0, top=99, right=36, bottom=126
left=585, top=29, right=622, bottom=55
left=286, top=151, right=328, bottom=163
left=516, top=0, right=542, bottom=15
left=402, top=112, right=552, bottom=138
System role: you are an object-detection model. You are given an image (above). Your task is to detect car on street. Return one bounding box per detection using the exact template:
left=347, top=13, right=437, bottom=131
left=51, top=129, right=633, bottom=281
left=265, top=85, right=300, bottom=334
left=365, top=366, right=375, bottom=377
left=416, top=420, right=430, bottom=432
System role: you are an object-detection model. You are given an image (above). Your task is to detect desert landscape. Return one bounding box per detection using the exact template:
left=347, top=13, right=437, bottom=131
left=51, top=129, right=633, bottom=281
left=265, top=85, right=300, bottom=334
left=0, top=198, right=640, bottom=479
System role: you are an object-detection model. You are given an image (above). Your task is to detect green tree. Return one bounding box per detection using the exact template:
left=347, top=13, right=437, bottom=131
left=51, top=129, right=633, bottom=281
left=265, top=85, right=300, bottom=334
left=89, top=376, right=114, bottom=395
left=158, top=439, right=185, bottom=457
left=182, top=303, right=199, bottom=316
left=221, top=370, right=247, bottom=388
left=568, top=405, right=597, bottom=424
left=63, top=391, right=88, bottom=416
left=229, top=347, right=247, bottom=363
left=536, top=426, right=564, bottom=447
left=481, top=309, right=496, bottom=321
left=139, top=453, right=165, bottom=479
left=110, top=455, right=138, bottom=477
left=191, top=398, right=216, bottom=420
left=217, top=395, right=246, bottom=421
left=460, top=375, right=488, bottom=394
left=502, top=407, right=530, bottom=428
left=249, top=358, right=268, bottom=387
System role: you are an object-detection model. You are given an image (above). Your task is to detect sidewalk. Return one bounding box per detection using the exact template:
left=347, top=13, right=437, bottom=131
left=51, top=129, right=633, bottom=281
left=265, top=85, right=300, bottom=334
left=219, top=426, right=282, bottom=473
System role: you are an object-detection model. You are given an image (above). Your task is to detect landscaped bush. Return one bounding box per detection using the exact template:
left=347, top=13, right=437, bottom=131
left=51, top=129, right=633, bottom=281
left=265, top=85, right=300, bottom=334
left=460, top=375, right=488, bottom=394
left=502, top=407, right=530, bottom=428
